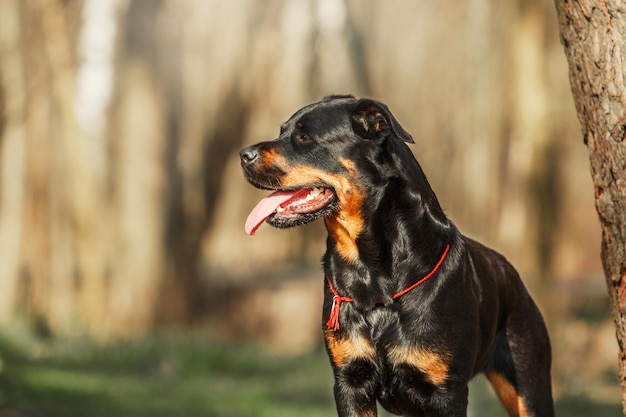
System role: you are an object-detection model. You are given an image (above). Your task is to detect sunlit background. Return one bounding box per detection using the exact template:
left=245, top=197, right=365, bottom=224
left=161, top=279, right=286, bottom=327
left=0, top=0, right=619, bottom=415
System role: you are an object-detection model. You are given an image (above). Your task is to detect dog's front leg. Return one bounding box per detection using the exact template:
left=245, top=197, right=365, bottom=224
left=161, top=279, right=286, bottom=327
left=324, top=329, right=380, bottom=417
left=332, top=359, right=380, bottom=417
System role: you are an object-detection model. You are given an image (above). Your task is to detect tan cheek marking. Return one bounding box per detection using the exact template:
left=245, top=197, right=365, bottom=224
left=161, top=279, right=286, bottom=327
left=281, top=165, right=365, bottom=263
left=338, top=156, right=356, bottom=172
left=280, top=165, right=353, bottom=195
left=324, top=329, right=377, bottom=368
left=387, top=345, right=450, bottom=386
left=325, top=216, right=362, bottom=263
left=324, top=183, right=365, bottom=263
left=485, top=372, right=529, bottom=417
left=333, top=157, right=365, bottom=261
left=259, top=149, right=287, bottom=169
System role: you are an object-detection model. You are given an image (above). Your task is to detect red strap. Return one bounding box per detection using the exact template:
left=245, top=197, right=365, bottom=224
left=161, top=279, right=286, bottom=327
left=392, top=243, right=450, bottom=299
left=325, top=244, right=451, bottom=331
left=326, top=277, right=353, bottom=331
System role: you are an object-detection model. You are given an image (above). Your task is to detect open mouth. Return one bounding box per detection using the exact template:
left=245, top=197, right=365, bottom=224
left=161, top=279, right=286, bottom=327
left=245, top=187, right=336, bottom=235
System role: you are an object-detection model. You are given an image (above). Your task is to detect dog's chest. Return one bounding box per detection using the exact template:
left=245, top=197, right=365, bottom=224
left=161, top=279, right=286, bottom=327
left=325, top=306, right=450, bottom=411
left=367, top=307, right=450, bottom=383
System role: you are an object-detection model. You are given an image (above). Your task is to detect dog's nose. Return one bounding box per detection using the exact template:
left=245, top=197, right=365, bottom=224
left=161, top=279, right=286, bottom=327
left=240, top=146, right=260, bottom=166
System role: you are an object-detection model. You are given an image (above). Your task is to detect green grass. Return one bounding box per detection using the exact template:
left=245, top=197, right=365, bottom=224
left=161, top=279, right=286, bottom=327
left=0, top=325, right=620, bottom=416
left=0, top=326, right=337, bottom=417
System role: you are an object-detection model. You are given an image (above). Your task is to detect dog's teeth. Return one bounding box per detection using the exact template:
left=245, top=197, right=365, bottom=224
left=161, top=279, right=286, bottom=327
left=277, top=188, right=325, bottom=212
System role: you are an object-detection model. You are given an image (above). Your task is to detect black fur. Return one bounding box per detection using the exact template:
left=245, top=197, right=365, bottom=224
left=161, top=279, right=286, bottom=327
left=240, top=95, right=554, bottom=417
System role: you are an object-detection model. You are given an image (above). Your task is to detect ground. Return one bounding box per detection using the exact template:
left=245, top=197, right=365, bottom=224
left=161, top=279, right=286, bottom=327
left=0, top=323, right=620, bottom=417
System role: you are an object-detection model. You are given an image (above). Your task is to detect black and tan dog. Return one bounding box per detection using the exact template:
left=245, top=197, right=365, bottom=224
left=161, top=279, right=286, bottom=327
left=240, top=95, right=554, bottom=417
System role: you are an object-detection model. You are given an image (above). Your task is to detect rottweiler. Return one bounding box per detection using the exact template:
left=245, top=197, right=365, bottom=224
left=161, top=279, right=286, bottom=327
left=240, top=95, right=554, bottom=417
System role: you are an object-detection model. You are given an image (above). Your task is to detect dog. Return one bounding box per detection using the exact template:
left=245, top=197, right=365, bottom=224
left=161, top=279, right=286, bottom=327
left=240, top=95, right=554, bottom=417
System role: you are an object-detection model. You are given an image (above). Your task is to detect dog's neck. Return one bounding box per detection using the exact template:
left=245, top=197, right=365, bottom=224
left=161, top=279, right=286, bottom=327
left=324, top=184, right=456, bottom=308
left=323, top=141, right=455, bottom=306
left=324, top=177, right=453, bottom=287
left=327, top=139, right=450, bottom=259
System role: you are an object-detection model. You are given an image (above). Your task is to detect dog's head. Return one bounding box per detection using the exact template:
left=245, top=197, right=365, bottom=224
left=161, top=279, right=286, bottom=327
left=240, top=95, right=415, bottom=237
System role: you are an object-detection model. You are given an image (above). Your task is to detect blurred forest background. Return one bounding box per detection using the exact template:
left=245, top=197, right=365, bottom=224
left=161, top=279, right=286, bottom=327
left=0, top=0, right=621, bottom=414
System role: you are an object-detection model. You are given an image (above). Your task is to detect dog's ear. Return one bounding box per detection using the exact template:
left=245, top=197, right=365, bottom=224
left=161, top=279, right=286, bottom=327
left=351, top=99, right=414, bottom=144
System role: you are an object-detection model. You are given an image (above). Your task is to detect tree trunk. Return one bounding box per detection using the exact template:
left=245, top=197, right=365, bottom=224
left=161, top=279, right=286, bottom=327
left=0, top=0, right=26, bottom=322
left=553, top=0, right=626, bottom=412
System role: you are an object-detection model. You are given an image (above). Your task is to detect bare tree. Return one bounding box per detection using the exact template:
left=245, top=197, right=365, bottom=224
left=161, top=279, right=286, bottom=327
left=554, top=0, right=626, bottom=412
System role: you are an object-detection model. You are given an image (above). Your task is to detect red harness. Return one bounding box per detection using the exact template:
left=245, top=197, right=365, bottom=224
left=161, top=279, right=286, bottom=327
left=325, top=244, right=451, bottom=331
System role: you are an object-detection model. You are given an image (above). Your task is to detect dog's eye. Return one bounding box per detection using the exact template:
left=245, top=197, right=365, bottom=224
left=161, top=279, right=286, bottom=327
left=295, top=133, right=313, bottom=144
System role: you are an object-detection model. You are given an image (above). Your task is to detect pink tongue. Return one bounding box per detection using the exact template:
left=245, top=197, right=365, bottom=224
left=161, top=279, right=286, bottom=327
left=245, top=189, right=307, bottom=235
